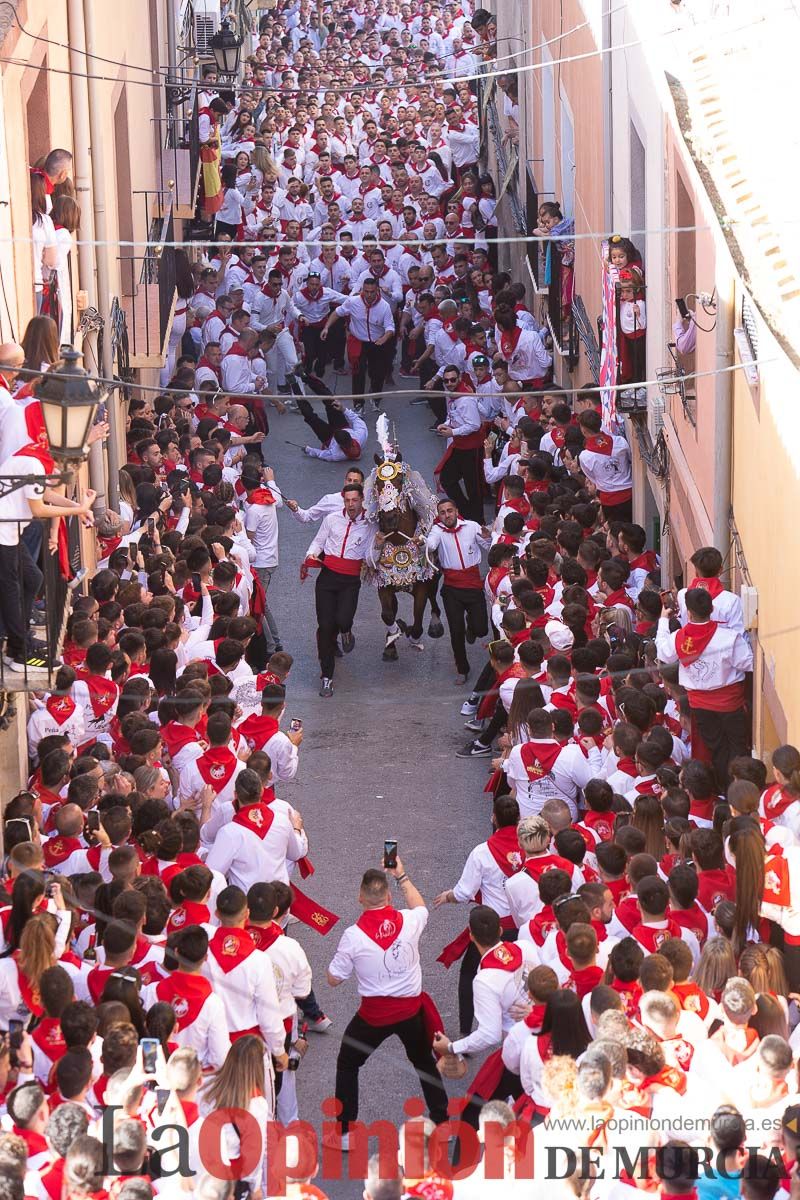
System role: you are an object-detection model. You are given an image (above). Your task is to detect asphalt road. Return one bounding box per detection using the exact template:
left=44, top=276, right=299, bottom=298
left=264, top=378, right=491, bottom=1194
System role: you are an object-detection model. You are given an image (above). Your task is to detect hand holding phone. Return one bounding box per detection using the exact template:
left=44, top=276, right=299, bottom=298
left=140, top=1037, right=159, bottom=1076
left=675, top=297, right=689, bottom=320
left=383, top=838, right=398, bottom=870
left=290, top=717, right=303, bottom=733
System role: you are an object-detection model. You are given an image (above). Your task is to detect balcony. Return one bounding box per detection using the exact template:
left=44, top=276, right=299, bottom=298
left=543, top=244, right=579, bottom=369
left=153, top=91, right=201, bottom=221
left=117, top=203, right=178, bottom=370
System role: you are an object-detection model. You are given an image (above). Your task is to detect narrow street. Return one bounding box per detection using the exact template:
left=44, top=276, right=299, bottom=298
left=266, top=387, right=488, bottom=1184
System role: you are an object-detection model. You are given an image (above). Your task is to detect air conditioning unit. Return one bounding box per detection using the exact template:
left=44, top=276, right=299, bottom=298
left=193, top=0, right=221, bottom=53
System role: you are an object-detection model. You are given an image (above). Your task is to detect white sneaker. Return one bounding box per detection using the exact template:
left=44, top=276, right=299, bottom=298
left=460, top=700, right=478, bottom=716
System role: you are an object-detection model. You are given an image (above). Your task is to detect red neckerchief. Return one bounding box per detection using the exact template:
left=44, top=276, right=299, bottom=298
left=40, top=1158, right=65, bottom=1200
left=12, top=1125, right=48, bottom=1157
left=167, top=900, right=211, bottom=933
left=237, top=713, right=280, bottom=751
left=197, top=355, right=221, bottom=380
left=629, top=550, right=659, bottom=573
left=584, top=433, right=613, bottom=455
left=479, top=942, right=523, bottom=972
left=520, top=740, right=561, bottom=779
left=45, top=694, right=77, bottom=725
left=549, top=426, right=567, bottom=449
left=763, top=855, right=791, bottom=906
left=582, top=809, right=615, bottom=841
left=31, top=1015, right=67, bottom=1059
left=161, top=721, right=205, bottom=758
left=672, top=980, right=710, bottom=1020
left=499, top=326, right=522, bottom=358
left=84, top=675, right=117, bottom=718
left=208, top=926, right=257, bottom=972
left=642, top=1064, right=687, bottom=1096
left=763, top=783, right=796, bottom=819
left=196, top=746, right=238, bottom=791
left=357, top=905, right=404, bottom=948
left=616, top=756, right=638, bottom=778
left=232, top=801, right=275, bottom=840
left=675, top=620, right=718, bottom=666
left=42, top=835, right=83, bottom=867
left=631, top=917, right=683, bottom=952
left=485, top=825, right=523, bottom=877
left=156, top=970, right=212, bottom=1028
left=603, top=587, right=634, bottom=610
left=689, top=575, right=724, bottom=599
left=15, top=439, right=55, bottom=472
left=246, top=921, right=283, bottom=951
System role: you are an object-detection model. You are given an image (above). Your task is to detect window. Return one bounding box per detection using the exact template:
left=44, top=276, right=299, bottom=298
left=630, top=122, right=646, bottom=242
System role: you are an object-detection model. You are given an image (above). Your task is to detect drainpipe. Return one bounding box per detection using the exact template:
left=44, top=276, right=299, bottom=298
left=67, top=0, right=106, bottom=518
left=712, top=271, right=734, bottom=556
left=82, top=0, right=120, bottom=511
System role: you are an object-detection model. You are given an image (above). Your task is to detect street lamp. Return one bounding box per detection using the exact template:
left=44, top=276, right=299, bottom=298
left=208, top=19, right=243, bottom=81
left=36, top=347, right=102, bottom=466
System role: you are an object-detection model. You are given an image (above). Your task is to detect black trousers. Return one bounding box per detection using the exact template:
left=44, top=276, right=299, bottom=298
left=476, top=701, right=508, bottom=749
left=335, top=1010, right=448, bottom=1130
left=315, top=568, right=361, bottom=677
left=302, top=322, right=345, bottom=373
left=0, top=539, right=44, bottom=660
left=440, top=448, right=483, bottom=522
left=458, top=926, right=518, bottom=1036
left=441, top=584, right=489, bottom=677
left=298, top=396, right=348, bottom=448
left=353, top=341, right=391, bottom=407
left=427, top=378, right=447, bottom=425
left=601, top=495, right=633, bottom=524
left=693, top=706, right=751, bottom=792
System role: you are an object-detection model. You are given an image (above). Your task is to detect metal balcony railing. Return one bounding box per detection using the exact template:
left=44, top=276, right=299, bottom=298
left=153, top=90, right=201, bottom=219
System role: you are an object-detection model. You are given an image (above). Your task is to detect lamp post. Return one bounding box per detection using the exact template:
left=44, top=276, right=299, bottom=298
left=208, top=18, right=243, bottom=82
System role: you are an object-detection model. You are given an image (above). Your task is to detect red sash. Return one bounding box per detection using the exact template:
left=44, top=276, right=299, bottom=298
left=356, top=906, right=403, bottom=948
left=520, top=741, right=561, bottom=779
left=232, top=802, right=275, bottom=840
left=322, top=554, right=363, bottom=577
left=675, top=621, right=718, bottom=666
left=196, top=746, right=239, bottom=790
left=208, top=926, right=257, bottom=973
left=156, top=971, right=212, bottom=1028
left=288, top=884, right=340, bottom=935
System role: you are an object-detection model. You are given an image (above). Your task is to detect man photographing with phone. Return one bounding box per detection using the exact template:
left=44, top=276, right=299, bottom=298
left=324, top=858, right=448, bottom=1150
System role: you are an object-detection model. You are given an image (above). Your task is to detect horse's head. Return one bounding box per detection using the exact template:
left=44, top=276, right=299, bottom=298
left=372, top=458, right=408, bottom=532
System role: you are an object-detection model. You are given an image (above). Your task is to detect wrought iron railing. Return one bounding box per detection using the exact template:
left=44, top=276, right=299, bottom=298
left=153, top=90, right=201, bottom=215
left=117, top=205, right=176, bottom=361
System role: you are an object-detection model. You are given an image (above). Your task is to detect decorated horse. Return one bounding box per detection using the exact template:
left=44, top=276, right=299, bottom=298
left=362, top=416, right=444, bottom=660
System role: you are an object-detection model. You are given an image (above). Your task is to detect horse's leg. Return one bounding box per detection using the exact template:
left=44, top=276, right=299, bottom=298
left=379, top=586, right=400, bottom=661
left=404, top=583, right=427, bottom=648
left=427, top=573, right=445, bottom=638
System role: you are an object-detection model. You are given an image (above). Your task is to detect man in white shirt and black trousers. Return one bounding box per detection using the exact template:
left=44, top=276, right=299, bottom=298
left=301, top=482, right=377, bottom=698
left=426, top=498, right=490, bottom=685
left=434, top=365, right=486, bottom=524
left=320, top=277, right=395, bottom=414
left=324, top=860, right=448, bottom=1151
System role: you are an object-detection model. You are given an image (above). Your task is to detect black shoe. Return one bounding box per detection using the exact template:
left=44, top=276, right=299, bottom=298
left=341, top=631, right=355, bottom=653
left=319, top=677, right=333, bottom=698
left=456, top=740, right=493, bottom=758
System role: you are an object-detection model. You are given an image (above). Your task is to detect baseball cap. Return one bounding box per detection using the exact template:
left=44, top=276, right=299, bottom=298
left=545, top=620, right=575, bottom=652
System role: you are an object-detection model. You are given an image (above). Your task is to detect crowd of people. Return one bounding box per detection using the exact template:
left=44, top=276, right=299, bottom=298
left=1, top=1, right=796, bottom=1199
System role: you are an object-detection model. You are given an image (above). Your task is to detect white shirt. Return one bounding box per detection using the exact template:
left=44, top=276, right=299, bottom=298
left=328, top=905, right=428, bottom=998
left=578, top=436, right=633, bottom=499
left=676, top=584, right=745, bottom=633
left=503, top=740, right=602, bottom=819
left=452, top=840, right=517, bottom=918
left=307, top=508, right=377, bottom=562
left=0, top=454, right=45, bottom=545
left=201, top=932, right=285, bottom=1052
left=426, top=520, right=488, bottom=574
left=244, top=485, right=283, bottom=568
left=335, top=294, right=394, bottom=342
left=451, top=941, right=539, bottom=1056
left=205, top=804, right=308, bottom=890
left=655, top=618, right=753, bottom=695
left=142, top=976, right=230, bottom=1069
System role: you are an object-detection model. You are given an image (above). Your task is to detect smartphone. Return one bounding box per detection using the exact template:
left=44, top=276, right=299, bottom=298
left=9, top=1019, right=22, bottom=1052
left=147, top=518, right=155, bottom=534
left=192, top=572, right=202, bottom=593
left=512, top=555, right=521, bottom=576
left=234, top=1185, right=251, bottom=1200
left=86, top=810, right=101, bottom=833
left=45, top=880, right=57, bottom=899
left=155, top=1088, right=170, bottom=1115
left=141, top=1037, right=159, bottom=1076
left=675, top=297, right=689, bottom=319
left=383, top=838, right=398, bottom=870
left=290, top=717, right=303, bottom=733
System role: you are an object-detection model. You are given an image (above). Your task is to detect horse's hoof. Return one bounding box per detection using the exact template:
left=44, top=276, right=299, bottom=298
left=428, top=616, right=445, bottom=639
left=382, top=643, right=399, bottom=662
